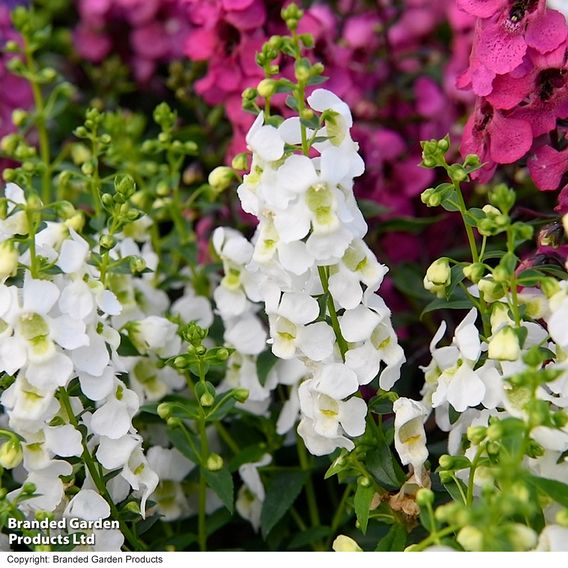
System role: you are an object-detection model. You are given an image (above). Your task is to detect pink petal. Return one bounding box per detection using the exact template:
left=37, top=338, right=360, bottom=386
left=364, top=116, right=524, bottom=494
left=486, top=72, right=533, bottom=109
left=528, top=145, right=568, bottom=190
left=525, top=9, right=568, bottom=54
left=477, top=19, right=527, bottom=74
left=456, top=0, right=504, bottom=18
left=488, top=113, right=532, bottom=163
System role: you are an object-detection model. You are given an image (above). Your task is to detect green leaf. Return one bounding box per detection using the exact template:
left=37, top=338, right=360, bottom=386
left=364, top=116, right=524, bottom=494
left=375, top=523, right=407, bottom=551
left=256, top=350, right=278, bottom=387
left=324, top=451, right=349, bottom=479
left=287, top=526, right=330, bottom=550
left=366, top=442, right=405, bottom=490
left=441, top=475, right=468, bottom=505
left=528, top=475, right=568, bottom=508
left=367, top=395, right=394, bottom=415
left=203, top=467, right=234, bottom=513
left=377, top=215, right=445, bottom=234
left=421, top=298, right=472, bottom=316
left=228, top=444, right=268, bottom=472
left=357, top=199, right=390, bottom=219
left=307, top=75, right=328, bottom=86
left=260, top=471, right=306, bottom=538
left=205, top=396, right=237, bottom=422
left=354, top=482, right=374, bottom=534
left=167, top=427, right=200, bottom=465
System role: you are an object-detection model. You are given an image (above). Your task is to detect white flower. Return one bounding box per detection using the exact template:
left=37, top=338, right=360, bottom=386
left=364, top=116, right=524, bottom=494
left=298, top=372, right=367, bottom=455
left=245, top=112, right=285, bottom=163
left=120, top=448, right=159, bottom=517
left=236, top=454, right=271, bottom=532
left=90, top=381, right=139, bottom=439
left=267, top=292, right=334, bottom=361
left=129, top=315, right=180, bottom=357
left=393, top=397, right=429, bottom=481
left=536, top=525, right=568, bottom=551
left=65, top=489, right=110, bottom=521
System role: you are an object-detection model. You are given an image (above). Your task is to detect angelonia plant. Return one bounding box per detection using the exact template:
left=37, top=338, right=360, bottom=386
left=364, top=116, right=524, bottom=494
left=1, top=1, right=568, bottom=555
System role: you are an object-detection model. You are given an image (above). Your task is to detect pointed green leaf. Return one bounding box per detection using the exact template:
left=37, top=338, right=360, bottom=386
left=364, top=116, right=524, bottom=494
left=260, top=471, right=306, bottom=538
left=203, top=467, right=234, bottom=513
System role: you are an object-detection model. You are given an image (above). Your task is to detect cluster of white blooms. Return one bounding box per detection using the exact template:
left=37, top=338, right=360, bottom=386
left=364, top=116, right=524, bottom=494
left=220, top=89, right=405, bottom=456
left=0, top=183, right=219, bottom=548
left=405, top=281, right=568, bottom=546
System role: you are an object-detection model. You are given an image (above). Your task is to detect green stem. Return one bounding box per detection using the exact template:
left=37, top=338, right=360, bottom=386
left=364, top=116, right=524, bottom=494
left=296, top=434, right=323, bottom=550
left=453, top=180, right=478, bottom=264
left=196, top=357, right=209, bottom=552
left=25, top=208, right=39, bottom=278
left=467, top=445, right=484, bottom=506
left=506, top=228, right=521, bottom=328
left=214, top=422, right=239, bottom=454
left=325, top=484, right=353, bottom=550
left=411, top=525, right=459, bottom=552
left=318, top=265, right=349, bottom=360
left=23, top=37, right=51, bottom=204
left=197, top=419, right=208, bottom=552
left=57, top=388, right=147, bottom=551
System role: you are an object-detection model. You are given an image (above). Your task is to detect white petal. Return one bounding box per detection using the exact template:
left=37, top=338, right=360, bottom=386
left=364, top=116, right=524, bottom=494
left=298, top=322, right=335, bottom=361
left=277, top=117, right=302, bottom=145
left=339, top=397, right=367, bottom=437
left=278, top=292, right=319, bottom=325
left=96, top=435, right=141, bottom=469
left=97, top=290, right=122, bottom=316
left=328, top=270, right=362, bottom=310
left=446, top=365, right=486, bottom=412
left=277, top=155, right=318, bottom=194
left=44, top=424, right=83, bottom=457
left=78, top=367, right=116, bottom=401
left=225, top=315, right=267, bottom=356
left=249, top=125, right=284, bottom=162
left=57, top=234, right=89, bottom=274
left=50, top=315, right=89, bottom=350
left=277, top=241, right=314, bottom=275
left=27, top=352, right=73, bottom=390
left=23, top=278, right=60, bottom=314
left=90, top=399, right=132, bottom=439
left=454, top=308, right=481, bottom=361
left=72, top=332, right=110, bottom=377
left=315, top=363, right=359, bottom=400
left=65, top=489, right=110, bottom=521
left=345, top=343, right=381, bottom=385
left=340, top=305, right=380, bottom=343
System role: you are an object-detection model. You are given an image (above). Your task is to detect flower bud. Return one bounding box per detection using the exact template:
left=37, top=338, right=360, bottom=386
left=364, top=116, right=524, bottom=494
left=504, top=524, right=537, bottom=551
left=231, top=153, right=249, bottom=171
left=208, top=166, right=234, bottom=192
left=0, top=240, right=19, bottom=280
left=0, top=439, right=22, bottom=469
left=332, top=535, right=362, bottom=552
left=555, top=508, right=568, bottom=527
left=206, top=453, right=224, bottom=471
left=257, top=79, right=277, bottom=98
left=467, top=426, right=487, bottom=445
left=463, top=262, right=484, bottom=283
left=457, top=526, right=483, bottom=551
left=416, top=488, right=434, bottom=507
left=424, top=258, right=451, bottom=297
left=166, top=417, right=182, bottom=429
left=200, top=392, right=215, bottom=407
left=478, top=277, right=505, bottom=302
left=99, top=234, right=116, bottom=250
left=11, top=109, right=27, bottom=127
left=232, top=388, right=249, bottom=403
left=488, top=326, right=521, bottom=361
left=157, top=403, right=172, bottom=420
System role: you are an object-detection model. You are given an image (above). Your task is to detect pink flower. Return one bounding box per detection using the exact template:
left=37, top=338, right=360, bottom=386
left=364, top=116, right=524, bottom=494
left=461, top=100, right=533, bottom=169
left=528, top=144, right=568, bottom=190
